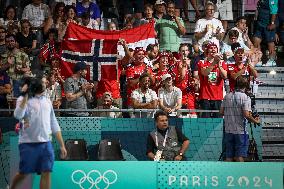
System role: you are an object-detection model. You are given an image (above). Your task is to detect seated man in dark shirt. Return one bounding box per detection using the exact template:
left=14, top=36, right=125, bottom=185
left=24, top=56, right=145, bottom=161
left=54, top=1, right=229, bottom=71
left=146, top=111, right=190, bottom=161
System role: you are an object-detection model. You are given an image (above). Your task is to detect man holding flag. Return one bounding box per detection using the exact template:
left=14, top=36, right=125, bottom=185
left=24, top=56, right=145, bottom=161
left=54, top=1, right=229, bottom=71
left=60, top=21, right=156, bottom=110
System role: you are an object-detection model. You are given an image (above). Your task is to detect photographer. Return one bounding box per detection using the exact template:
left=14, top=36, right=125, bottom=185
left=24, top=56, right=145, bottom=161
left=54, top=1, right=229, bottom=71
left=146, top=111, right=189, bottom=161
left=11, top=76, right=67, bottom=189
left=220, top=76, right=260, bottom=162
left=64, top=61, right=95, bottom=116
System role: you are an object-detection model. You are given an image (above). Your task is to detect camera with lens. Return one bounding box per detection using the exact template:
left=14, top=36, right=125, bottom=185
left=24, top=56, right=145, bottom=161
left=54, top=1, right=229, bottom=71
left=246, top=90, right=260, bottom=126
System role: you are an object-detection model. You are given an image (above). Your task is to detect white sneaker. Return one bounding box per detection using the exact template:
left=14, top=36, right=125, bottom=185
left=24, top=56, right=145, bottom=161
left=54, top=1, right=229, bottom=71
left=264, top=59, right=276, bottom=67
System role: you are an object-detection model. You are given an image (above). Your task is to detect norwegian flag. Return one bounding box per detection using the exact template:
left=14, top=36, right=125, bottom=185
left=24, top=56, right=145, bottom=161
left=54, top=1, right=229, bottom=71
left=61, top=39, right=118, bottom=81
left=60, top=22, right=155, bottom=81
left=39, top=41, right=56, bottom=62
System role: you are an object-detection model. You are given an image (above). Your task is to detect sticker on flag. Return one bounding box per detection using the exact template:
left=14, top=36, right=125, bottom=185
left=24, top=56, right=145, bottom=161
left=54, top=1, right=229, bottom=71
left=60, top=22, right=155, bottom=81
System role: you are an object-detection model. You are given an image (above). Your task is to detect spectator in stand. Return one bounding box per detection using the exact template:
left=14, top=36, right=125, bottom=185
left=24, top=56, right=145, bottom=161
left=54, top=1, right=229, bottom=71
left=39, top=29, right=60, bottom=74
left=225, top=17, right=254, bottom=49
left=126, top=47, right=154, bottom=106
left=194, top=2, right=224, bottom=52
left=107, top=22, right=118, bottom=31
left=79, top=12, right=99, bottom=29
left=154, top=0, right=166, bottom=20
left=76, top=0, right=101, bottom=25
left=155, top=1, right=186, bottom=52
left=131, top=73, right=158, bottom=118
left=0, top=70, right=12, bottom=116
left=123, top=15, right=135, bottom=30
left=145, top=43, right=159, bottom=69
left=1, top=5, right=19, bottom=29
left=138, top=3, right=155, bottom=26
left=227, top=43, right=258, bottom=92
left=192, top=40, right=210, bottom=78
left=207, top=0, right=233, bottom=32
left=22, top=0, right=51, bottom=46
left=64, top=61, right=95, bottom=116
left=6, top=22, right=19, bottom=36
left=17, top=19, right=37, bottom=55
left=158, top=74, right=182, bottom=117
left=44, top=73, right=62, bottom=109
left=0, top=34, right=31, bottom=97
left=44, top=2, right=65, bottom=35
left=93, top=92, right=122, bottom=118
left=175, top=43, right=198, bottom=117
left=153, top=51, right=170, bottom=91
left=198, top=42, right=227, bottom=118
left=224, top=17, right=263, bottom=66
left=253, top=0, right=278, bottom=66
left=58, top=5, right=78, bottom=41
left=179, top=43, right=198, bottom=77
left=221, top=30, right=250, bottom=64
left=0, top=26, right=6, bottom=54
left=49, top=54, right=65, bottom=85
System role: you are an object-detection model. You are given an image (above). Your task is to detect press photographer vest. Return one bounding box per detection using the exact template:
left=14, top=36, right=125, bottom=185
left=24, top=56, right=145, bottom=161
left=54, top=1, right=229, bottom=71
left=150, top=126, right=180, bottom=161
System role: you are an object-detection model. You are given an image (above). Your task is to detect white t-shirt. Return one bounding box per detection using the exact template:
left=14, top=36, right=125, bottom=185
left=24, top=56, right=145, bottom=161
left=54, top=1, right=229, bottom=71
left=194, top=18, right=224, bottom=50
left=158, top=87, right=182, bottom=109
left=131, top=88, right=158, bottom=118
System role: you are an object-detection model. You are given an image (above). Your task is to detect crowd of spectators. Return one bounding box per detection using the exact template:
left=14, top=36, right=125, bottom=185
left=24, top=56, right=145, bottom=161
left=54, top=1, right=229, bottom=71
left=0, top=0, right=283, bottom=118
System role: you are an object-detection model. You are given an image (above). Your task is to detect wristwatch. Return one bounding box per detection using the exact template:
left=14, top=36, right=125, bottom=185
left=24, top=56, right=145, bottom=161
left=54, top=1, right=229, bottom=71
left=179, top=152, right=183, bottom=156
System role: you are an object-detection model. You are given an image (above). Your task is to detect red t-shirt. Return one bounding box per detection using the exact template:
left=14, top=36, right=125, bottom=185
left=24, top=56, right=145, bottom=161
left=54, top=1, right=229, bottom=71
left=228, top=63, right=251, bottom=92
left=198, top=60, right=227, bottom=100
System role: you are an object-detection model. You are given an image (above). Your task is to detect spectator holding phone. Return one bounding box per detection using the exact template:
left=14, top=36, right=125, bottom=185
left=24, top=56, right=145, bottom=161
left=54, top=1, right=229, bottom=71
left=198, top=42, right=227, bottom=118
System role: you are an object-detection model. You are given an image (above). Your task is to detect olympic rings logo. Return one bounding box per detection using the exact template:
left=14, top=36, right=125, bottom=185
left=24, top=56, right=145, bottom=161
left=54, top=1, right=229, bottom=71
left=71, top=169, right=118, bottom=189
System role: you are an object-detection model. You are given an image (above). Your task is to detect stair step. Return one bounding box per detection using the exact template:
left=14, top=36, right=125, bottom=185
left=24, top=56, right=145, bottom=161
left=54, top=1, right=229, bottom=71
left=255, top=92, right=284, bottom=99
left=258, top=73, right=284, bottom=79
left=256, top=80, right=284, bottom=86
left=255, top=67, right=284, bottom=72
left=255, top=99, right=284, bottom=105
left=257, top=86, right=284, bottom=92
left=261, top=116, right=284, bottom=123
left=262, top=144, right=284, bottom=156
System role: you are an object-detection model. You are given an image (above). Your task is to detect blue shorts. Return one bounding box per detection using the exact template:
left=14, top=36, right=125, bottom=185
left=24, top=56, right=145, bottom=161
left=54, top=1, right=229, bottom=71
left=254, top=23, right=276, bottom=43
left=19, top=142, right=54, bottom=174
left=225, top=133, right=249, bottom=158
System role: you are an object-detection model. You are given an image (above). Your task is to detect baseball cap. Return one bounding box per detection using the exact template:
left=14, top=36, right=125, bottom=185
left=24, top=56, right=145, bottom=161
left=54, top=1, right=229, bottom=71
left=103, top=92, right=113, bottom=101
left=74, top=61, right=87, bottom=73
left=155, top=0, right=166, bottom=5
left=161, top=74, right=172, bottom=81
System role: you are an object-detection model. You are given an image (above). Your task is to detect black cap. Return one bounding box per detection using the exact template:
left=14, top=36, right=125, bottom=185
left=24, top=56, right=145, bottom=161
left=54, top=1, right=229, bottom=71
left=74, top=61, right=87, bottom=73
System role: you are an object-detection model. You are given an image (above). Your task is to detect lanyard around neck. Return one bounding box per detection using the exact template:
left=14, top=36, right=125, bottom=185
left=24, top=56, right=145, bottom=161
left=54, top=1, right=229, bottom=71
left=155, top=129, right=169, bottom=148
